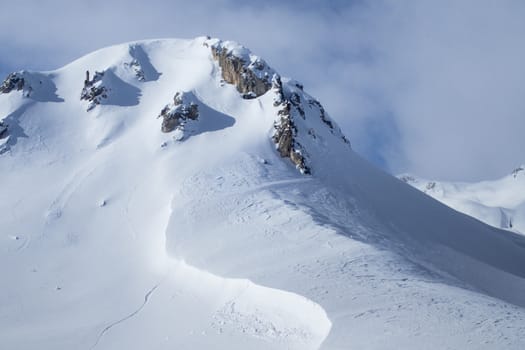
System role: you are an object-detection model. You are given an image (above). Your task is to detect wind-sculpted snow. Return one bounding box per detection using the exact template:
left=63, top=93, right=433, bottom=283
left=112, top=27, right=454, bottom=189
left=127, top=44, right=161, bottom=82
left=1, top=37, right=525, bottom=349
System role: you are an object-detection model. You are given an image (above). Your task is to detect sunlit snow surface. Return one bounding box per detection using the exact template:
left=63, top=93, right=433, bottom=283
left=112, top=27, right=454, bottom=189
left=400, top=170, right=525, bottom=234
left=1, top=38, right=525, bottom=349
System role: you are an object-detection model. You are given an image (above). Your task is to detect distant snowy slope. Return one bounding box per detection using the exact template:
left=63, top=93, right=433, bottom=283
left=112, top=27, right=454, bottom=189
left=400, top=166, right=525, bottom=234
left=1, top=37, right=525, bottom=350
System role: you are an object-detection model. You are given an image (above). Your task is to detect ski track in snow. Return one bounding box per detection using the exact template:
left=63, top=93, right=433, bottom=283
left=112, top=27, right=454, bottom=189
left=90, top=282, right=161, bottom=350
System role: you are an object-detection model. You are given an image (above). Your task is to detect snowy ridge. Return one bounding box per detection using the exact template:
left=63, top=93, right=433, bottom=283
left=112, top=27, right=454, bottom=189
left=1, top=37, right=525, bottom=349
left=400, top=167, right=525, bottom=234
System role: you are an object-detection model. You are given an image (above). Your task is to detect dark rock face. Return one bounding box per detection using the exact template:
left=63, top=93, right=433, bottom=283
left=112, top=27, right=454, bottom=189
left=271, top=75, right=310, bottom=174
left=206, top=40, right=273, bottom=99
left=271, top=73, right=351, bottom=175
left=0, top=73, right=25, bottom=94
left=81, top=70, right=108, bottom=111
left=159, top=92, right=199, bottom=133
left=0, top=121, right=8, bottom=139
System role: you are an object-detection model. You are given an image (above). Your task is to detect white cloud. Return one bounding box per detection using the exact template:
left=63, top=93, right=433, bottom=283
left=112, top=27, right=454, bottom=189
left=1, top=0, right=524, bottom=180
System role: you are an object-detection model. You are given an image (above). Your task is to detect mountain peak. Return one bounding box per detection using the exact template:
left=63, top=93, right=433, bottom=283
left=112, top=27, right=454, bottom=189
left=2, top=37, right=525, bottom=350
left=0, top=37, right=351, bottom=174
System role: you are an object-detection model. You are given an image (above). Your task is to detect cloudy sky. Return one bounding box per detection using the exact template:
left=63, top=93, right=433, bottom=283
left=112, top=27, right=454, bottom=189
left=1, top=0, right=524, bottom=181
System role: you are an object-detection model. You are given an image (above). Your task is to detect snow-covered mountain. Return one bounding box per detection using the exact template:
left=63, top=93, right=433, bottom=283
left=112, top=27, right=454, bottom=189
left=1, top=37, right=525, bottom=350
left=400, top=167, right=525, bottom=234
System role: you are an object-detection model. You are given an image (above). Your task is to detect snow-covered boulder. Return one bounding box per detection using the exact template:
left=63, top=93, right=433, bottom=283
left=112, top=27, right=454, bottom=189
left=158, top=91, right=199, bottom=137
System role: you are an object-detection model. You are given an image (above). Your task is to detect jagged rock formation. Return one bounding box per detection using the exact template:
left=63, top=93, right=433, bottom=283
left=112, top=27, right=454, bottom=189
left=0, top=72, right=25, bottom=94
left=270, top=73, right=351, bottom=175
left=271, top=75, right=310, bottom=174
left=158, top=92, right=199, bottom=134
left=80, top=70, right=108, bottom=111
left=205, top=39, right=274, bottom=99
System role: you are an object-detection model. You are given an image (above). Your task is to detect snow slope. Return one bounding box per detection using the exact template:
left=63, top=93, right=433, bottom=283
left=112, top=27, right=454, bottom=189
left=400, top=168, right=525, bottom=234
left=1, top=37, right=525, bottom=349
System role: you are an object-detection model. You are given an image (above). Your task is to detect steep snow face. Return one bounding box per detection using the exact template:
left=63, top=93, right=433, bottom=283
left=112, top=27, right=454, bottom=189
left=1, top=37, right=525, bottom=350
left=400, top=167, right=525, bottom=234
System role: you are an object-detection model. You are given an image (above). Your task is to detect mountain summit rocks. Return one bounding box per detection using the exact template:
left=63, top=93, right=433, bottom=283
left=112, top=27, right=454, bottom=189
left=1, top=38, right=350, bottom=175
left=205, top=38, right=274, bottom=99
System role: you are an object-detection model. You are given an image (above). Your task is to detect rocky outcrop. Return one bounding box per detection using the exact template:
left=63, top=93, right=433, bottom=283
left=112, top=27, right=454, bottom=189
left=271, top=75, right=310, bottom=174
left=399, top=175, right=416, bottom=184
left=0, top=73, right=25, bottom=94
left=271, top=73, right=352, bottom=175
left=205, top=39, right=274, bottom=99
left=158, top=92, right=199, bottom=133
left=81, top=70, right=108, bottom=111
left=512, top=166, right=524, bottom=178
left=0, top=121, right=7, bottom=139
left=0, top=71, right=63, bottom=102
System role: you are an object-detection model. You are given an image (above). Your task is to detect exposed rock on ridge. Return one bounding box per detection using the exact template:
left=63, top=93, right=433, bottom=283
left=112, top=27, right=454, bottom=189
left=271, top=73, right=351, bottom=175
left=512, top=166, right=524, bottom=178
left=0, top=71, right=63, bottom=102
left=205, top=39, right=274, bottom=99
left=0, top=72, right=26, bottom=94
left=271, top=75, right=310, bottom=174
left=81, top=70, right=108, bottom=111
left=0, top=121, right=7, bottom=139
